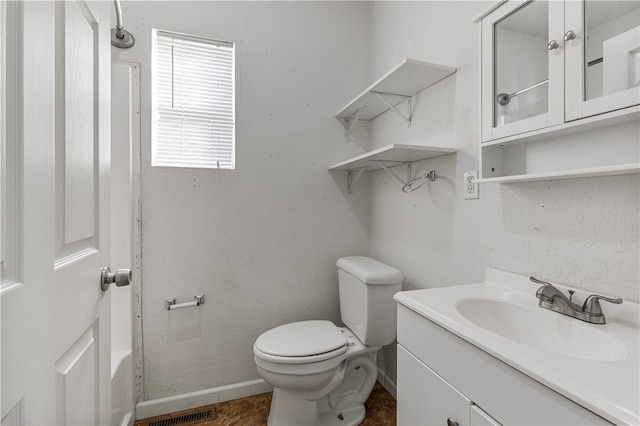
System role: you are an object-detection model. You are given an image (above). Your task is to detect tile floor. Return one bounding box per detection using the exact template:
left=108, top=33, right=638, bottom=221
left=135, top=382, right=396, bottom=426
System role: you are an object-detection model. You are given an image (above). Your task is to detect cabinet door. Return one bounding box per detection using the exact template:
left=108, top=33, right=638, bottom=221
left=470, top=405, right=502, bottom=426
left=565, top=0, right=640, bottom=120
left=397, top=345, right=471, bottom=426
left=481, top=0, right=565, bottom=142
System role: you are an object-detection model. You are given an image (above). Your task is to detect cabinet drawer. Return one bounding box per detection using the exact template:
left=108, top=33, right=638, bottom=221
left=398, top=345, right=471, bottom=426
left=397, top=305, right=611, bottom=425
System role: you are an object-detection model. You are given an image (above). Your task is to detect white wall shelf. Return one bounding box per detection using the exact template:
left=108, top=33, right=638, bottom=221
left=329, top=143, right=456, bottom=192
left=482, top=106, right=640, bottom=149
left=478, top=163, right=640, bottom=184
left=479, top=106, right=640, bottom=183
left=329, top=143, right=455, bottom=171
left=335, top=58, right=456, bottom=140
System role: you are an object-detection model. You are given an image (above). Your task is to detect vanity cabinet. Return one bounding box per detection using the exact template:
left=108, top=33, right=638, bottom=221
left=397, top=345, right=500, bottom=426
left=397, top=345, right=470, bottom=426
left=478, top=0, right=640, bottom=182
left=396, top=304, right=612, bottom=426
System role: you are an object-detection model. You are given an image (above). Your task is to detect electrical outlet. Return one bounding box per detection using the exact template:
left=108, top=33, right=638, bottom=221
left=464, top=171, right=479, bottom=200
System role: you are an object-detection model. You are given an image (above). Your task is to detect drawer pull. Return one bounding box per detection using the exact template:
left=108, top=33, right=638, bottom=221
left=446, top=417, right=459, bottom=426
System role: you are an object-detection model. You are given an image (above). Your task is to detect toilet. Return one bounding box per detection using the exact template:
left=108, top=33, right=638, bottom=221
left=253, top=256, right=402, bottom=426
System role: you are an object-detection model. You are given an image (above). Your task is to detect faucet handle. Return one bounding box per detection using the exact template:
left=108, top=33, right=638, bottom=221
left=530, top=276, right=553, bottom=286
left=531, top=276, right=553, bottom=302
left=582, top=294, right=623, bottom=316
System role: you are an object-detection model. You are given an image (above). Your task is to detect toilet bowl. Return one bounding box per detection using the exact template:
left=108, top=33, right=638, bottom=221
left=254, top=321, right=380, bottom=426
left=253, top=256, right=403, bottom=426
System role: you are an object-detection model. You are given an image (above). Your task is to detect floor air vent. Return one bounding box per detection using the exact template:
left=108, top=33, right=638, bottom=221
left=146, top=408, right=215, bottom=426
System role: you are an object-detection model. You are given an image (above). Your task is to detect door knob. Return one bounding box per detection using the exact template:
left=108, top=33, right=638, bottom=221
left=564, top=30, right=576, bottom=41
left=101, top=267, right=132, bottom=291
left=547, top=40, right=560, bottom=50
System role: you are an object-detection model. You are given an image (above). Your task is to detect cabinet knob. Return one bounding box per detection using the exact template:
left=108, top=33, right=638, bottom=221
left=564, top=30, right=577, bottom=41
left=446, top=417, right=459, bottom=426
left=547, top=40, right=560, bottom=50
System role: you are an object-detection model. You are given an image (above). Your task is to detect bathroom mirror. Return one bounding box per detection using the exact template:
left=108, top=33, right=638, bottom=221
left=493, top=0, right=549, bottom=128
left=584, top=1, right=640, bottom=101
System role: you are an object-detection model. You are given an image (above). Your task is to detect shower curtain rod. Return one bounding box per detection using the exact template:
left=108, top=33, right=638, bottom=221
left=112, top=0, right=135, bottom=48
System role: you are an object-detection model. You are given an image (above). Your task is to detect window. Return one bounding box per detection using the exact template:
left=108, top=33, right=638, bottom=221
left=152, top=29, right=235, bottom=169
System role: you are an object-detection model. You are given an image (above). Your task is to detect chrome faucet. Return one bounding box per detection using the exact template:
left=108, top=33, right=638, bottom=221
left=530, top=277, right=622, bottom=325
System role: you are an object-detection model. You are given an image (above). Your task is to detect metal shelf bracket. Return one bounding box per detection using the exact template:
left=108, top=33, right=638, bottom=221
left=372, top=92, right=413, bottom=127
left=341, top=93, right=412, bottom=143
left=347, top=161, right=420, bottom=193
left=374, top=161, right=412, bottom=185
left=373, top=160, right=436, bottom=193
left=347, top=168, right=366, bottom=193
left=344, top=106, right=366, bottom=142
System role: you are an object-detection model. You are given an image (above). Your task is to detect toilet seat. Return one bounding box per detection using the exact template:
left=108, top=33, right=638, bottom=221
left=254, top=320, right=348, bottom=364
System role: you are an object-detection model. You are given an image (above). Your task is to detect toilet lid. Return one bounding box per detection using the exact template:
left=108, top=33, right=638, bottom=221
left=255, top=320, right=347, bottom=359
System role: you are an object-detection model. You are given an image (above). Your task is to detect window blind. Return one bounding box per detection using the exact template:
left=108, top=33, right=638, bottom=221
left=153, top=30, right=235, bottom=169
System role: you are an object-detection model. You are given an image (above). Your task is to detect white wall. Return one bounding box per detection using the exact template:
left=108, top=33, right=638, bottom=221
left=112, top=1, right=371, bottom=401
left=112, top=0, right=640, bottom=404
left=367, top=1, right=640, bottom=382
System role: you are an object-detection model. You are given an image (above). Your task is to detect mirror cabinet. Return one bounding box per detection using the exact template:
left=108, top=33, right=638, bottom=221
left=478, top=0, right=640, bottom=182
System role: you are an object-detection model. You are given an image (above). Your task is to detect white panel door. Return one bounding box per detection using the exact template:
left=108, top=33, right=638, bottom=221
left=1, top=1, right=112, bottom=424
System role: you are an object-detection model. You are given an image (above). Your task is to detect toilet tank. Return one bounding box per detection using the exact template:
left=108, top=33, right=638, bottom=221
left=337, top=256, right=403, bottom=346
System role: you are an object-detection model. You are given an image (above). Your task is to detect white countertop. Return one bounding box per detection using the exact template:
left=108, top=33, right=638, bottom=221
left=394, top=268, right=640, bottom=425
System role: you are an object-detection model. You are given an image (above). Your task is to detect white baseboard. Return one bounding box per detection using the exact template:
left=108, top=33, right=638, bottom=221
left=377, top=367, right=397, bottom=400
left=135, top=379, right=273, bottom=420
left=136, top=369, right=394, bottom=420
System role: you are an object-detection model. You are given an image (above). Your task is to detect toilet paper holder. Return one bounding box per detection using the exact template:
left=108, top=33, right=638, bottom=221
left=165, top=295, right=205, bottom=311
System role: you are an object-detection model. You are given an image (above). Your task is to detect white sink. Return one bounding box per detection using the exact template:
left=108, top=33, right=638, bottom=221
left=393, top=268, right=640, bottom=425
left=455, top=298, right=629, bottom=361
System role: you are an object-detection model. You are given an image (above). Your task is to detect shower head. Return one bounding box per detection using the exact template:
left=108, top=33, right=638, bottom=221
left=111, top=0, right=135, bottom=48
